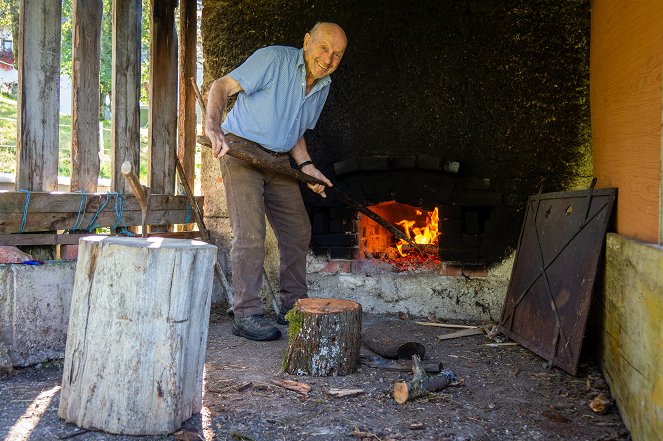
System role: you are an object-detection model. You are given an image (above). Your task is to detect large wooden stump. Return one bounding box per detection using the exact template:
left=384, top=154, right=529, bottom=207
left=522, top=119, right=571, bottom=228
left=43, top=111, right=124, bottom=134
left=283, top=298, right=361, bottom=376
left=58, top=236, right=217, bottom=435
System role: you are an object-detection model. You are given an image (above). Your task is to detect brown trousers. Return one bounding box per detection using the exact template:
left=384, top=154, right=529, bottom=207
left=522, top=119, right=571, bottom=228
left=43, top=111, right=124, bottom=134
left=220, top=134, right=310, bottom=317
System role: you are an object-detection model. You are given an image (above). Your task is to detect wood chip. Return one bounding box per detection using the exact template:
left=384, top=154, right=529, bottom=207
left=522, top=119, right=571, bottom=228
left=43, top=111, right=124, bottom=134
left=436, top=327, right=485, bottom=340
left=482, top=342, right=520, bottom=347
left=409, top=422, right=425, bottom=430
left=326, top=387, right=365, bottom=398
left=416, top=321, right=480, bottom=329
left=270, top=379, right=312, bottom=396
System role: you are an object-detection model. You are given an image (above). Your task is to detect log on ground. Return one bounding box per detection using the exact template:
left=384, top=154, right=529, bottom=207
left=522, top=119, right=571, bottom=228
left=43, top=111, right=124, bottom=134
left=393, top=355, right=457, bottom=404
left=361, top=324, right=425, bottom=359
left=58, top=236, right=217, bottom=435
left=283, top=298, right=362, bottom=376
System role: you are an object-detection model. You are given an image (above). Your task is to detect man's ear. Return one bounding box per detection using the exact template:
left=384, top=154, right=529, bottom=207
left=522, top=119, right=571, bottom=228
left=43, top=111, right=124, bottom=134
left=303, top=33, right=311, bottom=50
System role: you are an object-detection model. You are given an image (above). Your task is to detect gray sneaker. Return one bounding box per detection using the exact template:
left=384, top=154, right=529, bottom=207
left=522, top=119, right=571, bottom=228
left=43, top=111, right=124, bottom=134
left=232, top=314, right=281, bottom=341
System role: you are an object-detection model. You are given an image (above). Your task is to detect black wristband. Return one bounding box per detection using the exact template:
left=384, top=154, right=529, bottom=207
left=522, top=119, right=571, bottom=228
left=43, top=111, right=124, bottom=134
left=298, top=160, right=314, bottom=169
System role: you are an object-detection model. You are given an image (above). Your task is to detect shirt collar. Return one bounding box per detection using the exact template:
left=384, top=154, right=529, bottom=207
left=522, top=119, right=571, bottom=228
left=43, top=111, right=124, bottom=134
left=297, top=48, right=332, bottom=92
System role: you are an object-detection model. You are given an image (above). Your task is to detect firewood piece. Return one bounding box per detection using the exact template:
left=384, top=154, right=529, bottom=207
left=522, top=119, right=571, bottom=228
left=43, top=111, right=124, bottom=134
left=393, top=355, right=456, bottom=404
left=58, top=236, right=217, bottom=435
left=416, top=321, right=480, bottom=329
left=436, top=327, right=485, bottom=340
left=361, top=325, right=425, bottom=359
left=359, top=354, right=443, bottom=374
left=283, top=298, right=362, bottom=376
left=271, top=379, right=311, bottom=396
left=326, top=387, right=365, bottom=398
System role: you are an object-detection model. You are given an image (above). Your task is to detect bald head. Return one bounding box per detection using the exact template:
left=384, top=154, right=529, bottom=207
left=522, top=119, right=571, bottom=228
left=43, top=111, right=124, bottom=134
left=303, top=22, right=347, bottom=85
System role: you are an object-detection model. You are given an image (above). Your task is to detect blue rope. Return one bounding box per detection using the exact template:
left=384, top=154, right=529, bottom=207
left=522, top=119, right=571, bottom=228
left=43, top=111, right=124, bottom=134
left=85, top=192, right=113, bottom=232
left=178, top=182, right=192, bottom=224
left=110, top=191, right=134, bottom=236
left=18, top=190, right=30, bottom=233
left=70, top=190, right=88, bottom=231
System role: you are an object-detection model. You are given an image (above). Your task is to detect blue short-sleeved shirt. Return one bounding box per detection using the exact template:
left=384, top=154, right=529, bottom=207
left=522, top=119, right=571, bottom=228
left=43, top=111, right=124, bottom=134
left=221, top=46, right=331, bottom=152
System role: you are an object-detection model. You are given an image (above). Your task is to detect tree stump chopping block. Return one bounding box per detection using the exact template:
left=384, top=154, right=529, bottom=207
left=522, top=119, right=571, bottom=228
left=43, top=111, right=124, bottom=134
left=283, top=298, right=362, bottom=376
left=58, top=236, right=217, bottom=435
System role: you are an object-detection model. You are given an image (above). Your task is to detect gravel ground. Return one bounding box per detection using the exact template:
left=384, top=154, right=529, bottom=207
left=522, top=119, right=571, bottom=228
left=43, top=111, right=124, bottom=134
left=0, top=305, right=630, bottom=440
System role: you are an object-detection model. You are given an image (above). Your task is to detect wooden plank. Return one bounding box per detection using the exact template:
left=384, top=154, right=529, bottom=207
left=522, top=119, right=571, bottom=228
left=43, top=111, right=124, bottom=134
left=599, top=233, right=663, bottom=441
left=70, top=0, right=103, bottom=193
left=0, top=192, right=202, bottom=233
left=16, top=0, right=62, bottom=192
left=0, top=231, right=201, bottom=246
left=177, top=0, right=198, bottom=185
left=148, top=0, right=178, bottom=195
left=111, top=0, right=142, bottom=193
left=590, top=0, right=663, bottom=242
left=436, top=328, right=484, bottom=341
left=0, top=233, right=88, bottom=246
left=0, top=192, right=201, bottom=213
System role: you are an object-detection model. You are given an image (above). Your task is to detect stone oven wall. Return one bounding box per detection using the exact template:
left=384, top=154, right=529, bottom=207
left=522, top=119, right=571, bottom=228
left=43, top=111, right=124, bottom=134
left=201, top=0, right=592, bottom=268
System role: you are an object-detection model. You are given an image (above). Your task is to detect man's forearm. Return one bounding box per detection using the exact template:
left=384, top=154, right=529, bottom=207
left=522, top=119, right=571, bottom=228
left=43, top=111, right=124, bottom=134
left=290, top=137, right=312, bottom=167
left=205, top=78, right=231, bottom=133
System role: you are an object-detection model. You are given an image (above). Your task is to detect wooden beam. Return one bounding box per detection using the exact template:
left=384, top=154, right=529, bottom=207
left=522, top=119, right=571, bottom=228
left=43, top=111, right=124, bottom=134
left=0, top=231, right=202, bottom=247
left=16, top=0, right=62, bottom=192
left=148, top=0, right=178, bottom=195
left=178, top=0, right=198, bottom=185
left=111, top=0, right=142, bottom=193
left=0, top=192, right=202, bottom=233
left=70, top=0, right=103, bottom=193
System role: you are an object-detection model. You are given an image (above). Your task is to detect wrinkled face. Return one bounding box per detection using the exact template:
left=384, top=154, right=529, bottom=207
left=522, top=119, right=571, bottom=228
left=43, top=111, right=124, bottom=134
left=303, top=24, right=347, bottom=81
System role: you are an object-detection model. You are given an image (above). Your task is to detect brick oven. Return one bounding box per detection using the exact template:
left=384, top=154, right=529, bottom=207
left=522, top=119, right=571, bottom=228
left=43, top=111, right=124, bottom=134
left=306, top=153, right=503, bottom=270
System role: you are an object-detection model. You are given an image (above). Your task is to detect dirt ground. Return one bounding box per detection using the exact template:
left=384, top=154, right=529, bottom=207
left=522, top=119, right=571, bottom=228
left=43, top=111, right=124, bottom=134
left=0, top=305, right=629, bottom=441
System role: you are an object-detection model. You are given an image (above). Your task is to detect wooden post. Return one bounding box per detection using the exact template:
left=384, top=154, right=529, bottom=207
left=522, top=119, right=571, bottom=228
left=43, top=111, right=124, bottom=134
left=283, top=298, right=362, bottom=376
left=70, top=0, right=103, bottom=193
left=111, top=0, right=142, bottom=193
left=148, top=0, right=178, bottom=195
left=58, top=236, right=217, bottom=435
left=178, top=0, right=198, bottom=184
left=16, top=0, right=62, bottom=191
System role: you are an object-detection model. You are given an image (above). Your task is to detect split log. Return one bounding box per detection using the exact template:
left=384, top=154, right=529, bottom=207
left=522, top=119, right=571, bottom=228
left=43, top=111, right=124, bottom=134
left=283, top=298, right=362, bottom=376
left=58, top=236, right=217, bottom=435
left=361, top=324, right=425, bottom=359
left=393, top=355, right=456, bottom=404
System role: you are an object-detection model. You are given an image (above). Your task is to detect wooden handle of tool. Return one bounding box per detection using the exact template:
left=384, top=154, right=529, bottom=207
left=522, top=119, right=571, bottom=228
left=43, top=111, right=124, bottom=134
left=196, top=135, right=327, bottom=186
left=121, top=161, right=149, bottom=209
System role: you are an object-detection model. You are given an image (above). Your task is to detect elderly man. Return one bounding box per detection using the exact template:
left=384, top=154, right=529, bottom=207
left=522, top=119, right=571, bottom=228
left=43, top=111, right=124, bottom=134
left=205, top=22, right=348, bottom=341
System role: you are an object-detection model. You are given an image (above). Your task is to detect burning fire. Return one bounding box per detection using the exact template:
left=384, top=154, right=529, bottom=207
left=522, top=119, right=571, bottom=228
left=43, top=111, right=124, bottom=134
left=395, top=207, right=440, bottom=257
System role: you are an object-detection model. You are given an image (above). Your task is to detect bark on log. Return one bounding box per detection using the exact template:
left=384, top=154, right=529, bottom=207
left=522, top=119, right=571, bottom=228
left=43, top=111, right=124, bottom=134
left=393, top=355, right=456, bottom=404
left=361, top=324, right=425, bottom=359
left=283, top=298, right=362, bottom=376
left=58, top=236, right=217, bottom=435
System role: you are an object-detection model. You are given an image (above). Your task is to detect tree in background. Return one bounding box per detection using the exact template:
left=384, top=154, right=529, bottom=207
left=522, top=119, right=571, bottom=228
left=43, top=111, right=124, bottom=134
left=61, top=0, right=151, bottom=119
left=0, top=0, right=18, bottom=67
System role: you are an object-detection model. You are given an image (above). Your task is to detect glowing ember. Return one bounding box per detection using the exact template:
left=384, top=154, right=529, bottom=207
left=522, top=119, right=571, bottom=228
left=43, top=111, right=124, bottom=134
left=395, top=207, right=440, bottom=257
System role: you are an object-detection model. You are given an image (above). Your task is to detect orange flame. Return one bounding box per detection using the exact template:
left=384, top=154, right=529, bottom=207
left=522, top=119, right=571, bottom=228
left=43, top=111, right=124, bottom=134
left=395, top=207, right=440, bottom=256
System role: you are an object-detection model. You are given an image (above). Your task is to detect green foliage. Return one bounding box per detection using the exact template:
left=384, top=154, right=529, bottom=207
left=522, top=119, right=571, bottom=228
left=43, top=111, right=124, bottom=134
left=60, top=0, right=152, bottom=111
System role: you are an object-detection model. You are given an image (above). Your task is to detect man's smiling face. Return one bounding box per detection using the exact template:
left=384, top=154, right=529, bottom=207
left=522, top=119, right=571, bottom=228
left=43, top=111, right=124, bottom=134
left=303, top=23, right=347, bottom=83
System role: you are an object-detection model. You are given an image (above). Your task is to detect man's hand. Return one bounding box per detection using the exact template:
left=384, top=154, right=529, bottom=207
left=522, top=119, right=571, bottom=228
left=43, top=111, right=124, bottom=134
left=301, top=164, right=332, bottom=198
left=206, top=127, right=230, bottom=158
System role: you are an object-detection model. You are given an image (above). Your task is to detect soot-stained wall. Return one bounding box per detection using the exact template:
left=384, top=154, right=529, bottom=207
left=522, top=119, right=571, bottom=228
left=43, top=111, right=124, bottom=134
left=201, top=0, right=592, bottom=262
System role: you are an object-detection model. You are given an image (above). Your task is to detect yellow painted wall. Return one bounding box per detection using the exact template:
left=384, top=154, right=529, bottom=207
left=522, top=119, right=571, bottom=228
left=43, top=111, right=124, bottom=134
left=590, top=0, right=663, bottom=243
left=597, top=234, right=663, bottom=439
